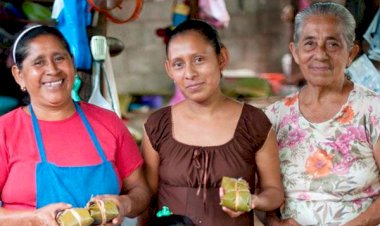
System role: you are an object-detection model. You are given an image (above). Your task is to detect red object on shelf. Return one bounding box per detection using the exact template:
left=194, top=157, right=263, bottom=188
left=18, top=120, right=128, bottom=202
left=259, top=73, right=285, bottom=94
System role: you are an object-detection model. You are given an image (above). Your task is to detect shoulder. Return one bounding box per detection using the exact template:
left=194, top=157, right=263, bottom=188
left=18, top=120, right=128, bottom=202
left=146, top=106, right=171, bottom=124
left=0, top=107, right=26, bottom=127
left=144, top=106, right=172, bottom=149
left=352, top=83, right=380, bottom=99
left=243, top=103, right=268, bottom=119
left=351, top=84, right=380, bottom=110
left=264, top=92, right=298, bottom=114
left=79, top=102, right=120, bottom=120
left=242, top=103, right=272, bottom=133
left=78, top=102, right=127, bottom=133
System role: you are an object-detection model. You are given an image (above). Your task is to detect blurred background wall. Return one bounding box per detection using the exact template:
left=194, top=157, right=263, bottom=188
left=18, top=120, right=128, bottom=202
left=107, top=0, right=290, bottom=95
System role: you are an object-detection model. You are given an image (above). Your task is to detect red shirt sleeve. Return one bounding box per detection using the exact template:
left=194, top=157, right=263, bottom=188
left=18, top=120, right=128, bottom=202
left=115, top=119, right=143, bottom=180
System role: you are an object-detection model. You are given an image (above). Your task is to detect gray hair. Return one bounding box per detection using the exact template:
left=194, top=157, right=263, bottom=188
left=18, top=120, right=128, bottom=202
left=293, top=2, right=356, bottom=48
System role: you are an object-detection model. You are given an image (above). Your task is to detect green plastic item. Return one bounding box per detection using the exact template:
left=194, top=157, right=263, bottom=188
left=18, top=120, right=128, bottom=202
left=0, top=96, right=18, bottom=115
left=71, top=74, right=82, bottom=101
left=221, top=77, right=272, bottom=99
left=22, top=1, right=52, bottom=21
left=156, top=206, right=172, bottom=218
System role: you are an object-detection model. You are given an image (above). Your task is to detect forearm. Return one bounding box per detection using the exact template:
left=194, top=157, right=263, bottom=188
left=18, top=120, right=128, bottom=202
left=121, top=185, right=151, bottom=218
left=343, top=196, right=380, bottom=226
left=253, top=187, right=284, bottom=211
left=0, top=208, right=38, bottom=226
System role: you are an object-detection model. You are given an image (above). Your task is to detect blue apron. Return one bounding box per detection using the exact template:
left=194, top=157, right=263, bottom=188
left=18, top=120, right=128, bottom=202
left=30, top=102, right=119, bottom=208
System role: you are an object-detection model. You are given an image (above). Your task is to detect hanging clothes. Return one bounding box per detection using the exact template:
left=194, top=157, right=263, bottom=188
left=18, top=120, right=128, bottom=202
left=198, top=0, right=230, bottom=29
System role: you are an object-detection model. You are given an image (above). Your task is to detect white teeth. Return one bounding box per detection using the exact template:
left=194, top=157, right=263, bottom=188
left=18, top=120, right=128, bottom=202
left=44, top=80, right=63, bottom=87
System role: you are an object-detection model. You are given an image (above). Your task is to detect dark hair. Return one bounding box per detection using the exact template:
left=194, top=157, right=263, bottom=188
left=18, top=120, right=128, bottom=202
left=166, top=19, right=223, bottom=56
left=13, top=25, right=72, bottom=68
left=293, top=2, right=356, bottom=48
left=150, top=215, right=195, bottom=226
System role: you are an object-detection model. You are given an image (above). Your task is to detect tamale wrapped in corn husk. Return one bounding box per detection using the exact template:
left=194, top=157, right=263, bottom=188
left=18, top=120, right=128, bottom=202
left=220, top=176, right=252, bottom=212
left=56, top=208, right=94, bottom=226
left=87, top=199, right=119, bottom=225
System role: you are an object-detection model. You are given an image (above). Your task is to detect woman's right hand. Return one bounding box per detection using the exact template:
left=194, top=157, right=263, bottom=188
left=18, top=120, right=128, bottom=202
left=266, top=214, right=301, bottom=226
left=33, top=203, right=71, bottom=226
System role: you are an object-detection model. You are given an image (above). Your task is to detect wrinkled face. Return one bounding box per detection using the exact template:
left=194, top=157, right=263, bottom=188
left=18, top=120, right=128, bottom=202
left=290, top=15, right=357, bottom=87
left=165, top=31, right=227, bottom=103
left=13, top=34, right=76, bottom=108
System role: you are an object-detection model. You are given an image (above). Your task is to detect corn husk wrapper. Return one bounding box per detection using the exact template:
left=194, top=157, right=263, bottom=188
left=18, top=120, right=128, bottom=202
left=87, top=199, right=119, bottom=225
left=220, top=176, right=251, bottom=212
left=56, top=208, right=94, bottom=226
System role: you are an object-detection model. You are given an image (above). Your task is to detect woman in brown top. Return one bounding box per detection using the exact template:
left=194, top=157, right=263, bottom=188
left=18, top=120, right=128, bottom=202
left=141, top=19, right=284, bottom=226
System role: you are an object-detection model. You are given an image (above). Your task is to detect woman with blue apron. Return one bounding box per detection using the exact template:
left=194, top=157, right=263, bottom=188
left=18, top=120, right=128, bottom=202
left=0, top=25, right=150, bottom=225
left=31, top=102, right=120, bottom=208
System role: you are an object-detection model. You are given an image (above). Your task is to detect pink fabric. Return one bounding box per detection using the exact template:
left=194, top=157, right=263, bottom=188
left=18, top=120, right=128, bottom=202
left=0, top=102, right=143, bottom=210
left=298, top=0, right=310, bottom=11
left=169, top=85, right=185, bottom=106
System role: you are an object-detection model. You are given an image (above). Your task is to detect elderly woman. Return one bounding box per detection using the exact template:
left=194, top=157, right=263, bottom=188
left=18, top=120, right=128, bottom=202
left=0, top=25, right=150, bottom=225
left=265, top=2, right=380, bottom=226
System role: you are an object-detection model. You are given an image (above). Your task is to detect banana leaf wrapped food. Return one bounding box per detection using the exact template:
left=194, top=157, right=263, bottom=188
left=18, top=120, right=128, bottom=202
left=87, top=199, right=119, bottom=225
left=56, top=208, right=94, bottom=226
left=220, top=176, right=252, bottom=212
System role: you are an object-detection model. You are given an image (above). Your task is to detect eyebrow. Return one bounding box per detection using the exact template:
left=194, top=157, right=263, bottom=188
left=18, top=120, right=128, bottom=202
left=301, top=36, right=340, bottom=42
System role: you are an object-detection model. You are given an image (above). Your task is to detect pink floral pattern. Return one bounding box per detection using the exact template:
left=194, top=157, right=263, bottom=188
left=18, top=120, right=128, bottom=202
left=264, top=85, right=380, bottom=225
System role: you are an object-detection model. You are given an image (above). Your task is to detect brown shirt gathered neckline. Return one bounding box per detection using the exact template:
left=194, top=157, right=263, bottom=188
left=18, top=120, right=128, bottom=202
left=144, top=103, right=272, bottom=226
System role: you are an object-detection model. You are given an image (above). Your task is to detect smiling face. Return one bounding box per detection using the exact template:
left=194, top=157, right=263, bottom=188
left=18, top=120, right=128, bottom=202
left=290, top=15, right=358, bottom=88
left=12, top=34, right=76, bottom=108
left=165, top=31, right=228, bottom=103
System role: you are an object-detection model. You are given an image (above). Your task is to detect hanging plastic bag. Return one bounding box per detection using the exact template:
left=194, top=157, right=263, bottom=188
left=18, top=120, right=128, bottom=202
left=52, top=0, right=92, bottom=70
left=198, top=0, right=230, bottom=29
left=346, top=54, right=380, bottom=93
left=363, top=8, right=380, bottom=61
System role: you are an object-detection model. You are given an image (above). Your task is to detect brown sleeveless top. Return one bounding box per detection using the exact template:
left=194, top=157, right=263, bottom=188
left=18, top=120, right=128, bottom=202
left=144, top=103, right=272, bottom=226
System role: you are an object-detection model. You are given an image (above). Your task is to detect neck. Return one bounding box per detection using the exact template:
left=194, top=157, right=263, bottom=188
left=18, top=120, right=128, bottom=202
left=300, top=78, right=353, bottom=104
left=183, top=95, right=229, bottom=118
left=27, top=101, right=77, bottom=121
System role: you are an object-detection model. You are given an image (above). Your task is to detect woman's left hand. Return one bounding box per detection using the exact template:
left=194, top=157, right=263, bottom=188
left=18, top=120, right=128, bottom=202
left=219, top=187, right=247, bottom=218
left=91, top=194, right=129, bottom=226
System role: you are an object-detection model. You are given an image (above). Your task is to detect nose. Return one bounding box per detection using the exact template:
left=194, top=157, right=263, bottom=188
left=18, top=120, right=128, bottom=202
left=184, top=64, right=196, bottom=79
left=46, top=60, right=59, bottom=74
left=314, top=44, right=328, bottom=60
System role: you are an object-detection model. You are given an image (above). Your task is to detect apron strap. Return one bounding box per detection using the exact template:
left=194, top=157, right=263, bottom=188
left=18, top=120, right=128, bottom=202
left=74, top=102, right=108, bottom=162
left=29, top=102, right=108, bottom=163
left=30, top=105, right=48, bottom=162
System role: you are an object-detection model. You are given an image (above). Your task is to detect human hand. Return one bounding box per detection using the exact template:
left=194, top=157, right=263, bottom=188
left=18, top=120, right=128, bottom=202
left=219, top=187, right=248, bottom=218
left=34, top=203, right=72, bottom=226
left=91, top=194, right=128, bottom=226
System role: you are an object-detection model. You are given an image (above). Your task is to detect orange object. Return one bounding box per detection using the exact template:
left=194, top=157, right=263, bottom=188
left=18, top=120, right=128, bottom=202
left=87, top=0, right=143, bottom=24
left=259, top=73, right=285, bottom=94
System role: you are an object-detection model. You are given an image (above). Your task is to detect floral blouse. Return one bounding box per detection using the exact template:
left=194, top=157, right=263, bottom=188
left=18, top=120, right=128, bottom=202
left=264, top=84, right=380, bottom=226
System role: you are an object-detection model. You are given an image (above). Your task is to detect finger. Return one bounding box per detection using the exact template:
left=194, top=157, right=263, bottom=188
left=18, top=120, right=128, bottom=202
left=112, top=217, right=122, bottom=225
left=221, top=206, right=242, bottom=218
left=219, top=187, right=224, bottom=197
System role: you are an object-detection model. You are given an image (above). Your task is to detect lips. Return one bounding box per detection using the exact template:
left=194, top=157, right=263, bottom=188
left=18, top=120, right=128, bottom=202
left=42, top=79, right=64, bottom=87
left=309, top=64, right=331, bottom=72
left=186, top=82, right=204, bottom=91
